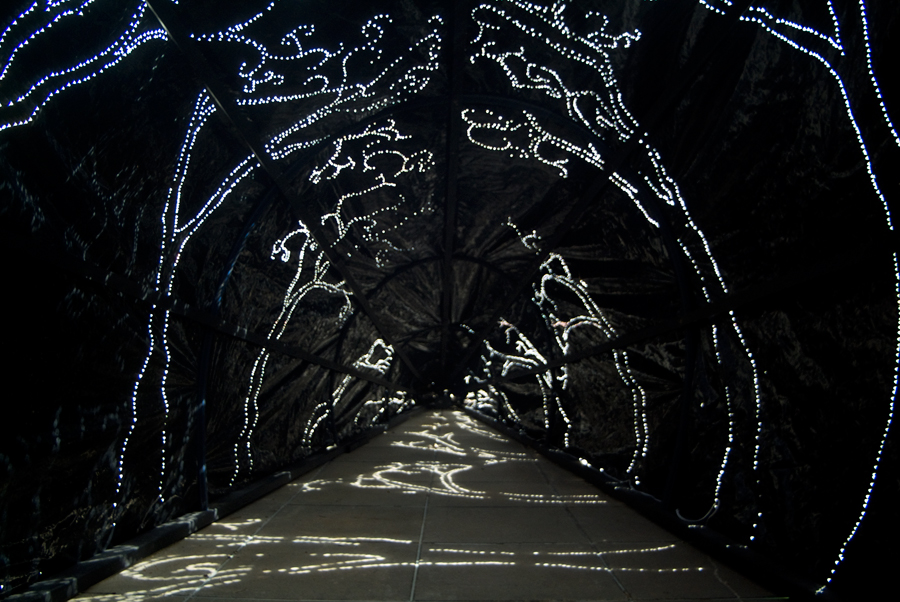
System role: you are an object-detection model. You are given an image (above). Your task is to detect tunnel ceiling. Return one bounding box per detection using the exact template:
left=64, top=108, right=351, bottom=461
left=1, top=0, right=899, bottom=598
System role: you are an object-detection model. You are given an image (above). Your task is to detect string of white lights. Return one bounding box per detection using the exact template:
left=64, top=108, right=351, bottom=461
left=233, top=118, right=438, bottom=482
left=190, top=6, right=443, bottom=161
left=302, top=340, right=394, bottom=447
left=470, top=0, right=766, bottom=530
left=695, top=0, right=899, bottom=582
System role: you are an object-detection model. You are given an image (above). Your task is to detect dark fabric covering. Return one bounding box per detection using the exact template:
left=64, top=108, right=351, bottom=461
left=1, top=0, right=898, bottom=599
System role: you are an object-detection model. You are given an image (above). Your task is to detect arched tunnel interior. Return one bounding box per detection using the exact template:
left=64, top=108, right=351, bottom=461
left=1, top=0, right=899, bottom=600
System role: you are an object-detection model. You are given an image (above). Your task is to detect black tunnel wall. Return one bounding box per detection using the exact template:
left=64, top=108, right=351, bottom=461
left=2, top=0, right=899, bottom=600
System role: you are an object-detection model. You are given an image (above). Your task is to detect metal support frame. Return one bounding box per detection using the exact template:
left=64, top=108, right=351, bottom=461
left=438, top=0, right=466, bottom=387
left=195, top=329, right=212, bottom=511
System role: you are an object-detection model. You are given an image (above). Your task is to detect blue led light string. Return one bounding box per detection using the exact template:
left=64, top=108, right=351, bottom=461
left=125, top=89, right=261, bottom=504
left=0, top=1, right=167, bottom=133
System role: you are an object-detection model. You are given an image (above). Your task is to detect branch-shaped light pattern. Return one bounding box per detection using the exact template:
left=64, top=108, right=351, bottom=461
left=11, top=3, right=451, bottom=504
left=124, top=91, right=259, bottom=506
left=311, top=121, right=436, bottom=267
left=231, top=121, right=436, bottom=484
left=0, top=1, right=167, bottom=132
left=190, top=3, right=442, bottom=161
left=480, top=221, right=650, bottom=480
left=695, top=0, right=898, bottom=584
left=468, top=0, right=759, bottom=518
left=301, top=339, right=395, bottom=448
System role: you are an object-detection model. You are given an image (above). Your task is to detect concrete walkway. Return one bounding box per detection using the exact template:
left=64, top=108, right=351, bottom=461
left=73, top=410, right=780, bottom=601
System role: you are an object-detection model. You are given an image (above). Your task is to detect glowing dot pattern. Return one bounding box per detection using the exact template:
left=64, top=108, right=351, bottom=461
left=0, top=1, right=167, bottom=133
left=699, top=0, right=899, bottom=584
left=467, top=0, right=758, bottom=501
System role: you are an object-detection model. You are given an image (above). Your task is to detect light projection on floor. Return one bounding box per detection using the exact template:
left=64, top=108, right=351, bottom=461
left=75, top=411, right=748, bottom=602
left=299, top=411, right=614, bottom=507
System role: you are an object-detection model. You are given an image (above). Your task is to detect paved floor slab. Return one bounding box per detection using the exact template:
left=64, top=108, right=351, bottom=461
left=71, top=410, right=781, bottom=602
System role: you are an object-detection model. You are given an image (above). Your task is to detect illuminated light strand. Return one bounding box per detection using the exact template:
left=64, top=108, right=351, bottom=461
left=471, top=0, right=641, bottom=145
left=698, top=0, right=728, bottom=17
left=157, top=308, right=171, bottom=501
left=536, top=252, right=649, bottom=472
left=676, top=242, right=741, bottom=521
left=303, top=340, right=394, bottom=447
left=733, top=3, right=893, bottom=232
left=353, top=391, right=414, bottom=428
left=824, top=251, right=899, bottom=584
left=495, top=387, right=521, bottom=421
left=235, top=118, right=434, bottom=482
left=312, top=120, right=435, bottom=268
left=117, top=300, right=156, bottom=501
left=714, top=384, right=735, bottom=508
left=489, top=218, right=649, bottom=469
left=857, top=0, right=899, bottom=147
left=462, top=108, right=604, bottom=178
left=0, top=1, right=41, bottom=82
left=0, top=1, right=167, bottom=132
left=486, top=318, right=556, bottom=431
left=725, top=307, right=764, bottom=539
left=610, top=170, right=659, bottom=227
left=741, top=3, right=844, bottom=53
left=193, top=11, right=443, bottom=161
left=231, top=235, right=351, bottom=484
